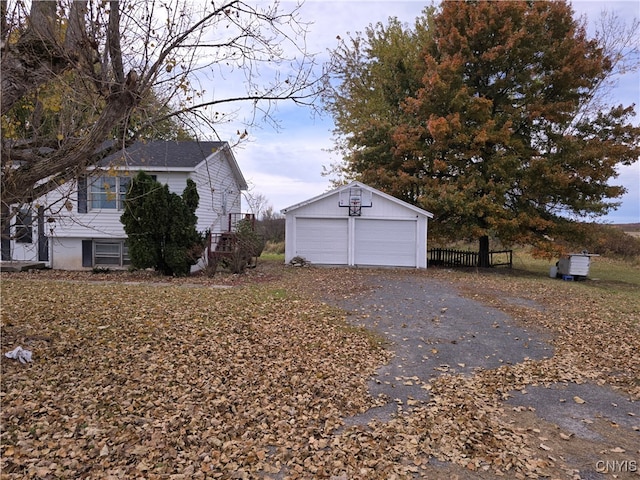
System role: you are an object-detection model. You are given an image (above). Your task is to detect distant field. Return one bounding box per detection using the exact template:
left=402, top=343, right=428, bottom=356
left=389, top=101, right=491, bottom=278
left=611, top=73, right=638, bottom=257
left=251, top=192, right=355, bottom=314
left=616, top=223, right=640, bottom=237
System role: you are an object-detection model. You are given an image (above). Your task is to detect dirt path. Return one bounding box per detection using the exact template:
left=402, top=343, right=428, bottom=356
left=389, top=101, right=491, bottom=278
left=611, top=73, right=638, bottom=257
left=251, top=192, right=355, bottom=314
left=327, top=271, right=639, bottom=479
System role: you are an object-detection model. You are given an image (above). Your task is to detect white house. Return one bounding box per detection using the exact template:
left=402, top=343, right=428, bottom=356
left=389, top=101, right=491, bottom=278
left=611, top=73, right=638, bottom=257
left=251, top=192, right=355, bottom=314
left=281, top=181, right=433, bottom=268
left=2, top=140, right=247, bottom=270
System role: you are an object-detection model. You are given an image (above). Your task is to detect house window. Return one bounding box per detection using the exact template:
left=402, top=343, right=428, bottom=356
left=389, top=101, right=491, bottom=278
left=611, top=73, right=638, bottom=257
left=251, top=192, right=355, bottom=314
left=94, top=241, right=130, bottom=266
left=89, top=176, right=130, bottom=210
left=15, top=208, right=33, bottom=244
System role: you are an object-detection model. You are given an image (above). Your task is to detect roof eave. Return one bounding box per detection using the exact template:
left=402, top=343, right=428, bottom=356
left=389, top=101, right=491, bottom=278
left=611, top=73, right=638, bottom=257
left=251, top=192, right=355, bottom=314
left=200, top=144, right=248, bottom=191
left=87, top=165, right=196, bottom=173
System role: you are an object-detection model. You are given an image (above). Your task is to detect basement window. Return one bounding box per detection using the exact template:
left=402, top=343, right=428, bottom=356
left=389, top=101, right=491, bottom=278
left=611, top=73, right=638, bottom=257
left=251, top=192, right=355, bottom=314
left=94, top=241, right=130, bottom=266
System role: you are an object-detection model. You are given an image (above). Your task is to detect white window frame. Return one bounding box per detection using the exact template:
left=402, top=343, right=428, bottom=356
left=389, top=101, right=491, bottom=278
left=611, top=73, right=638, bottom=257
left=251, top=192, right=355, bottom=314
left=93, top=241, right=130, bottom=267
left=89, top=175, right=130, bottom=211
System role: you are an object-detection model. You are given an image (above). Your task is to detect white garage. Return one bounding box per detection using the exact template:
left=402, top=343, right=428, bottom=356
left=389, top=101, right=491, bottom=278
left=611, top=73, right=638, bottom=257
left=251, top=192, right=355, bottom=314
left=282, top=182, right=433, bottom=268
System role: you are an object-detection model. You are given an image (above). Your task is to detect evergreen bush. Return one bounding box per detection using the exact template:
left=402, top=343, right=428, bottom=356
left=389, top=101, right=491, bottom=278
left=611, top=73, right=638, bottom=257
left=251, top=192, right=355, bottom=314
left=120, top=172, right=204, bottom=276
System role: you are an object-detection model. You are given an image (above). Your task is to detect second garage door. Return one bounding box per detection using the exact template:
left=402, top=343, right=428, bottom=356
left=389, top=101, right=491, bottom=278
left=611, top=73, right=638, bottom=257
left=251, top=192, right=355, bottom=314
left=354, top=219, right=417, bottom=267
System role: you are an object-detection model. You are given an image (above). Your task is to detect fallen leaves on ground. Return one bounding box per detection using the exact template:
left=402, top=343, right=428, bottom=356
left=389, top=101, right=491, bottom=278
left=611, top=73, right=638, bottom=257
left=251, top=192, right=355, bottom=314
left=452, top=269, right=640, bottom=397
left=1, top=262, right=638, bottom=479
left=1, top=276, right=387, bottom=478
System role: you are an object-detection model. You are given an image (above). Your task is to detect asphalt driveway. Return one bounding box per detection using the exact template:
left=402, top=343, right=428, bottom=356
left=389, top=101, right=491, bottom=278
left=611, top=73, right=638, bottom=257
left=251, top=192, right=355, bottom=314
left=327, top=271, right=639, bottom=479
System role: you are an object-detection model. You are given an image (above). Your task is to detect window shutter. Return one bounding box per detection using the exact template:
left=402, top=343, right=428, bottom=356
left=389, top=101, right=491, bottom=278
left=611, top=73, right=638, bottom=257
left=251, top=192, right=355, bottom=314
left=82, top=240, right=92, bottom=267
left=0, top=228, right=9, bottom=261
left=78, top=176, right=88, bottom=213
left=1, top=205, right=9, bottom=260
left=37, top=206, right=49, bottom=261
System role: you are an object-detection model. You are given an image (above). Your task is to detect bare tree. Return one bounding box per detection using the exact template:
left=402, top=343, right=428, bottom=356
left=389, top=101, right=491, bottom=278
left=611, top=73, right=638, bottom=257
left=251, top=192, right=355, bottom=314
left=1, top=0, right=324, bottom=229
left=243, top=190, right=271, bottom=220
left=257, top=205, right=285, bottom=243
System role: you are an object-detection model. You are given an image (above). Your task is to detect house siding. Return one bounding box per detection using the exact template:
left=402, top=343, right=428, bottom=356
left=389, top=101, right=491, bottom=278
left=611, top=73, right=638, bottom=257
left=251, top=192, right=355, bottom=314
left=190, top=149, right=242, bottom=233
left=52, top=237, right=86, bottom=270
left=5, top=142, right=246, bottom=270
left=44, top=170, right=240, bottom=236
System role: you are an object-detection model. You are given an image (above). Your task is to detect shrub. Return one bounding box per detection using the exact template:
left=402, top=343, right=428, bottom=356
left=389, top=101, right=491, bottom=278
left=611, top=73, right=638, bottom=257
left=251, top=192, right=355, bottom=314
left=121, top=172, right=204, bottom=276
left=574, top=223, right=640, bottom=259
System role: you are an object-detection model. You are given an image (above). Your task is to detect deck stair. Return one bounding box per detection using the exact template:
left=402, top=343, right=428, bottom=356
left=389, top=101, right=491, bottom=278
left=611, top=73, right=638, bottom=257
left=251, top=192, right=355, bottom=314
left=205, top=214, right=264, bottom=274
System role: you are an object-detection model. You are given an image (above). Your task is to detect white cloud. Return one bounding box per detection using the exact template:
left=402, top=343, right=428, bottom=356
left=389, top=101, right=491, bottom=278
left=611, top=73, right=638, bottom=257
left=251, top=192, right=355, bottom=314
left=242, top=171, right=330, bottom=213
left=237, top=117, right=338, bottom=211
left=609, top=162, right=640, bottom=224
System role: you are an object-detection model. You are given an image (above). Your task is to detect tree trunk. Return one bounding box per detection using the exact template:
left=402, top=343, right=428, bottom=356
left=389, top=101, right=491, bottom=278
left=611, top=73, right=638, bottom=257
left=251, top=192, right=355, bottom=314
left=478, top=235, right=490, bottom=268
left=1, top=2, right=75, bottom=116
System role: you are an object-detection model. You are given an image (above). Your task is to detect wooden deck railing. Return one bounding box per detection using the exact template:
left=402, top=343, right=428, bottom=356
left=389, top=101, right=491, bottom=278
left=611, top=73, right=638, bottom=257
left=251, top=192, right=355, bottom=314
left=226, top=213, right=256, bottom=232
left=428, top=248, right=512, bottom=268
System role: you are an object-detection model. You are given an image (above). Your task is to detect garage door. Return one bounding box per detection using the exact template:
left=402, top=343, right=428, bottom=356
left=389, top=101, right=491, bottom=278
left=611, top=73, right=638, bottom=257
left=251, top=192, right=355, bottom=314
left=355, top=219, right=417, bottom=267
left=295, top=218, right=348, bottom=264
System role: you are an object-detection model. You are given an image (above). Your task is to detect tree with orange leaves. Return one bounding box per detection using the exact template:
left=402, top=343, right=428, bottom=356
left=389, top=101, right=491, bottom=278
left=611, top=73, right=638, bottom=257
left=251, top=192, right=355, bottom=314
left=326, top=1, right=639, bottom=260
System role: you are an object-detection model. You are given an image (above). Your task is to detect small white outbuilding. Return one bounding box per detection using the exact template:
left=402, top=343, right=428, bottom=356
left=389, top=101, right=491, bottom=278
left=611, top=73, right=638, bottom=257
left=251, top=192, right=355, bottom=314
left=554, top=252, right=599, bottom=280
left=281, top=181, right=434, bottom=268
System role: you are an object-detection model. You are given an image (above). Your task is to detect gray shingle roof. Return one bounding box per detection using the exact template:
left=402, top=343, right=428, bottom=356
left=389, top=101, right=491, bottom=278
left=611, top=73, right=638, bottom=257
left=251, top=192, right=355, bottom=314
left=98, top=140, right=227, bottom=168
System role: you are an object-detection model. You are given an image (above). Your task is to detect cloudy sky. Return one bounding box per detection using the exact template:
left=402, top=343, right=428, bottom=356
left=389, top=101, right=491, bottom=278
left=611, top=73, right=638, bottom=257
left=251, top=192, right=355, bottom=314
left=220, top=0, right=640, bottom=223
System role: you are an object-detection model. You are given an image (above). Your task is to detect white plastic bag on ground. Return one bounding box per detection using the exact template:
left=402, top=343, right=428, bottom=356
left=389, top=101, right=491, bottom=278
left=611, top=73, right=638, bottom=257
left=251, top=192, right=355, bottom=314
left=4, top=346, right=32, bottom=363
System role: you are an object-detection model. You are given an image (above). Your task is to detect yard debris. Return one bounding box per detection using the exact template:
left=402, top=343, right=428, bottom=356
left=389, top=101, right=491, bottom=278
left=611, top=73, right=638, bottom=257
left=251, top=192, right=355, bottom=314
left=4, top=346, right=32, bottom=363
left=289, top=256, right=309, bottom=267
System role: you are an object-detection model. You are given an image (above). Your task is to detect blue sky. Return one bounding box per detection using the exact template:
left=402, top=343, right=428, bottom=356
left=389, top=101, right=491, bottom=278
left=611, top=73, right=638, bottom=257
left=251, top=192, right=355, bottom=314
left=222, top=1, right=639, bottom=224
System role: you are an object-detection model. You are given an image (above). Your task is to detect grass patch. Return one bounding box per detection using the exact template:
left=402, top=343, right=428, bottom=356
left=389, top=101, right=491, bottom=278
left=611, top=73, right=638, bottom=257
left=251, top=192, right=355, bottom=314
left=262, top=240, right=285, bottom=255
left=268, top=287, right=288, bottom=299
left=510, top=249, right=556, bottom=276
left=259, top=252, right=285, bottom=262
left=259, top=241, right=285, bottom=262
left=491, top=247, right=640, bottom=289
left=587, top=256, right=640, bottom=286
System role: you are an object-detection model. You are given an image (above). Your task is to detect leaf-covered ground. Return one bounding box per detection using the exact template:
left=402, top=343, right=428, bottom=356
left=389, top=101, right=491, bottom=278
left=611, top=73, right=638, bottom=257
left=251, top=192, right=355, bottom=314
left=1, top=262, right=638, bottom=479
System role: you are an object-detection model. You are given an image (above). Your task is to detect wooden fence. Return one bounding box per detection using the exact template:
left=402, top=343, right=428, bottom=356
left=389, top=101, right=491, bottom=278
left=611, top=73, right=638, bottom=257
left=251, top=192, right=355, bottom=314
left=428, top=248, right=512, bottom=268
left=489, top=249, right=513, bottom=268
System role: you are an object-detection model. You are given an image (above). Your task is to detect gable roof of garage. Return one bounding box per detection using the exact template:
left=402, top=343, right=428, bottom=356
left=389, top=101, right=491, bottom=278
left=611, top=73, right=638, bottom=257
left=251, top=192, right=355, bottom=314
left=281, top=181, right=434, bottom=218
